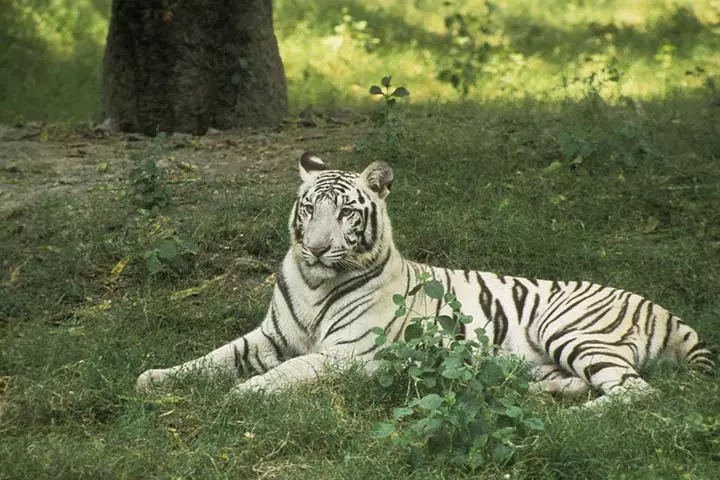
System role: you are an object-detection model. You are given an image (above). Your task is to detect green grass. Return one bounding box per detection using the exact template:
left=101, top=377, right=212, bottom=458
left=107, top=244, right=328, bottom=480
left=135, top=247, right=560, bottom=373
left=2, top=96, right=719, bottom=478
left=2, top=0, right=720, bottom=478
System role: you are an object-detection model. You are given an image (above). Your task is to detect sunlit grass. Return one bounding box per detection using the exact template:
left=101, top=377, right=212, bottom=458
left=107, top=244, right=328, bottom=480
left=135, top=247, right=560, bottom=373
left=2, top=0, right=718, bottom=121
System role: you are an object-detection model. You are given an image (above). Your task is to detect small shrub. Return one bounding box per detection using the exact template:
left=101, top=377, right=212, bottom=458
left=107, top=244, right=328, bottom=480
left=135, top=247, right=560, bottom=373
left=368, top=75, right=410, bottom=158
left=128, top=133, right=171, bottom=211
left=372, top=273, right=544, bottom=470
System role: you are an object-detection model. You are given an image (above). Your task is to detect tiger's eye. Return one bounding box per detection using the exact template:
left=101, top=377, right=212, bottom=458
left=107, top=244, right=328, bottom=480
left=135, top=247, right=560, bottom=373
left=340, top=207, right=353, bottom=218
left=304, top=204, right=314, bottom=215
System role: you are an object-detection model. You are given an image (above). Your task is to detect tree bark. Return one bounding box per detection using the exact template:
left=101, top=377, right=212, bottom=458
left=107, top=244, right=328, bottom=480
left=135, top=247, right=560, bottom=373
left=101, top=0, right=287, bottom=135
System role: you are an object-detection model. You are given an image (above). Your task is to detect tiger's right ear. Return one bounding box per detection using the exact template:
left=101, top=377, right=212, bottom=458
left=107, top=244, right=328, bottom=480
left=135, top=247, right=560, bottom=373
left=299, top=151, right=329, bottom=182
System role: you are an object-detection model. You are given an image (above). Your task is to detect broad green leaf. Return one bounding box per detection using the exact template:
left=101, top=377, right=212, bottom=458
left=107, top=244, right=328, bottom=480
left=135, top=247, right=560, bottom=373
left=379, top=371, right=394, bottom=387
left=381, top=76, right=391, bottom=87
left=371, top=422, right=395, bottom=438
left=386, top=98, right=396, bottom=106
left=158, top=239, right=178, bottom=259
left=145, top=253, right=163, bottom=275
left=369, top=85, right=383, bottom=95
left=393, top=407, right=414, bottom=420
left=491, top=443, right=514, bottom=463
left=392, top=294, right=405, bottom=306
left=424, top=280, right=445, bottom=299
left=505, top=406, right=523, bottom=418
left=478, top=360, right=505, bottom=385
left=394, top=305, right=406, bottom=318
left=415, top=393, right=442, bottom=410
left=522, top=417, right=545, bottom=431
left=473, top=433, right=489, bottom=448
left=371, top=326, right=385, bottom=335
left=175, top=237, right=199, bottom=254
left=408, top=283, right=423, bottom=295
left=391, top=86, right=409, bottom=97
left=404, top=322, right=423, bottom=341
left=374, top=334, right=387, bottom=345
left=437, top=315, right=457, bottom=332
left=458, top=313, right=473, bottom=324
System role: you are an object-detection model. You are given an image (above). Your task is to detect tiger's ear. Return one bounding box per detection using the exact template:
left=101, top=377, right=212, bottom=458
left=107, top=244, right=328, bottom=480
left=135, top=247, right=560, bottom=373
left=361, top=161, right=394, bottom=199
left=299, top=151, right=329, bottom=182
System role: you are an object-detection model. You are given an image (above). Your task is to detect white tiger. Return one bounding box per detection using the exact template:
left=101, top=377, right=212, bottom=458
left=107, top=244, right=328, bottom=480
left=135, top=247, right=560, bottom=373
left=137, top=152, right=715, bottom=406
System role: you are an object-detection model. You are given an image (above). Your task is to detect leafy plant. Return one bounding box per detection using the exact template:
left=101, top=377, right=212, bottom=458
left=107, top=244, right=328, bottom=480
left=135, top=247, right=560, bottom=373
left=128, top=133, right=171, bottom=211
left=438, top=1, right=500, bottom=97
left=333, top=7, right=381, bottom=53
left=368, top=75, right=410, bottom=157
left=372, top=273, right=543, bottom=470
left=137, top=211, right=199, bottom=278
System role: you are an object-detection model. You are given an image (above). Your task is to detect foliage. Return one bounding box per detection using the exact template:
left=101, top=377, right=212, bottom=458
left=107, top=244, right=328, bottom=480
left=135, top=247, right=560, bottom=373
left=367, top=75, right=410, bottom=158
left=437, top=1, right=501, bottom=97
left=124, top=134, right=199, bottom=277
left=372, top=273, right=543, bottom=470
left=333, top=7, right=381, bottom=53
left=128, top=134, right=171, bottom=211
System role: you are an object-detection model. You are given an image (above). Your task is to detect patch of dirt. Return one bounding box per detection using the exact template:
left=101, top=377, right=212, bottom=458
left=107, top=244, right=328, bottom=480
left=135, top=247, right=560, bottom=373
left=0, top=113, right=370, bottom=215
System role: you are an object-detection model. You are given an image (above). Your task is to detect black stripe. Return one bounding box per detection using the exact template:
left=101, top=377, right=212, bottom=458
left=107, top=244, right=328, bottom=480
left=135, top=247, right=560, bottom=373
left=583, top=361, right=621, bottom=380
left=269, top=303, right=289, bottom=347
left=476, top=273, right=494, bottom=321
left=276, top=269, right=308, bottom=334
left=619, top=373, right=641, bottom=385
left=253, top=349, right=268, bottom=373
left=335, top=328, right=374, bottom=345
left=261, top=326, right=284, bottom=362
left=512, top=279, right=529, bottom=321
left=492, top=299, right=508, bottom=347
left=323, top=297, right=376, bottom=339
left=526, top=293, right=541, bottom=328
left=539, top=287, right=616, bottom=340
left=595, top=296, right=630, bottom=334
left=543, top=302, right=616, bottom=353
left=538, top=283, right=605, bottom=337
left=312, top=249, right=392, bottom=327
left=233, top=344, right=248, bottom=377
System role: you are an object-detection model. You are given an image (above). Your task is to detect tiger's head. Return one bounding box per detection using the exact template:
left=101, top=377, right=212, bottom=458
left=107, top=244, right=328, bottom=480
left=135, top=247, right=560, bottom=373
left=290, top=152, right=395, bottom=278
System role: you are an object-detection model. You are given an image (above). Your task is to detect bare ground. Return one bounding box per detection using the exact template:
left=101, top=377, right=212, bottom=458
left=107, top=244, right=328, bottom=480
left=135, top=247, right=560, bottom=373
left=0, top=113, right=369, bottom=215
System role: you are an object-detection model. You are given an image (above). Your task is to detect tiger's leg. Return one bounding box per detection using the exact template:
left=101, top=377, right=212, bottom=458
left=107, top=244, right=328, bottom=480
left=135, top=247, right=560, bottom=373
left=136, top=328, right=282, bottom=392
left=528, top=364, right=591, bottom=397
left=568, top=348, right=658, bottom=408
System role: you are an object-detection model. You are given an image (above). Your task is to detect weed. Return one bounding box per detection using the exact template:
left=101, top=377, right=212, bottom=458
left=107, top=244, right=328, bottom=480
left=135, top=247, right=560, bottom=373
left=437, top=1, right=501, bottom=97
left=333, top=7, right=381, bottom=53
left=128, top=133, right=171, bottom=211
left=372, top=273, right=543, bottom=470
left=368, top=75, right=410, bottom=158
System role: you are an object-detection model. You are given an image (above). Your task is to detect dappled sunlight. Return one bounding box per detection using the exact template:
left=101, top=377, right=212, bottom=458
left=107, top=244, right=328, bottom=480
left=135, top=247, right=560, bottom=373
left=275, top=0, right=719, bottom=108
left=1, top=0, right=718, bottom=119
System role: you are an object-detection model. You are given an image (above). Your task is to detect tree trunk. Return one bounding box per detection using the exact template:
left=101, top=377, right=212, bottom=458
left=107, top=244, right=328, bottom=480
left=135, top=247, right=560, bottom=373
left=101, top=0, right=287, bottom=136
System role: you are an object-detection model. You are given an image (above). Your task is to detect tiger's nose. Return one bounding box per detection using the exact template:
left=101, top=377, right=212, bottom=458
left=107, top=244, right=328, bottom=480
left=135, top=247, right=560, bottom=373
left=307, top=244, right=330, bottom=258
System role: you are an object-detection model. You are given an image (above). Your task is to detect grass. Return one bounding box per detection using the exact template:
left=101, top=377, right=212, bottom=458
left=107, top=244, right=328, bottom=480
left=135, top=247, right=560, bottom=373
left=2, top=97, right=719, bottom=478
left=1, top=0, right=720, bottom=478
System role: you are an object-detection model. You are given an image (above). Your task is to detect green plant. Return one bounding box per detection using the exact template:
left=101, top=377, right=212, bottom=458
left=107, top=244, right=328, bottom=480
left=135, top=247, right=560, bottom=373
left=333, top=7, right=381, bottom=53
left=138, top=213, right=200, bottom=277
left=372, top=273, right=544, bottom=470
left=562, top=60, right=623, bottom=108
left=438, top=1, right=500, bottom=97
left=128, top=133, right=171, bottom=211
left=368, top=75, right=410, bottom=157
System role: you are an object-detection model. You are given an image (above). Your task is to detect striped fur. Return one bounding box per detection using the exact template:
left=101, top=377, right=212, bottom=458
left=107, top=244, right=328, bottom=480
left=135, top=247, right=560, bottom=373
left=137, top=153, right=715, bottom=406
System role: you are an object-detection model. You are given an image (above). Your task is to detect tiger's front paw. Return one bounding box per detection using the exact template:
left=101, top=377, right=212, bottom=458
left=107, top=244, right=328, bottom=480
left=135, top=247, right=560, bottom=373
left=136, top=369, right=169, bottom=393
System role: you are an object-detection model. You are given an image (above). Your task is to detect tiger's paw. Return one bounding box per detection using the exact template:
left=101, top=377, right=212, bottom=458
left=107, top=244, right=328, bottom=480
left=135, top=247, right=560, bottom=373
left=136, top=369, right=169, bottom=393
